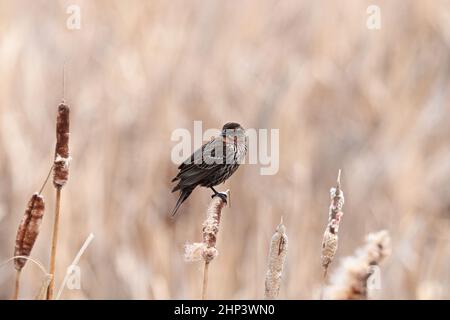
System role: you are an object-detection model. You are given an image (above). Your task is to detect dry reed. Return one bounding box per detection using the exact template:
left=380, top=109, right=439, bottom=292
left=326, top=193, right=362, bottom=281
left=321, top=170, right=344, bottom=278
left=264, top=217, right=288, bottom=299
left=325, top=230, right=391, bottom=300
left=184, top=190, right=229, bottom=300
left=35, top=274, right=54, bottom=300
left=47, top=102, right=70, bottom=300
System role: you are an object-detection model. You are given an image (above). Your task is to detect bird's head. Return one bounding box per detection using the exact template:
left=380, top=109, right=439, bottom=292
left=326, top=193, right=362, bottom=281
left=221, top=122, right=245, bottom=138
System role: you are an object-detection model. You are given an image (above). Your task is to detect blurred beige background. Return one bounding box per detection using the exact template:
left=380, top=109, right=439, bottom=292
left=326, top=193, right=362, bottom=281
left=0, top=0, right=449, bottom=299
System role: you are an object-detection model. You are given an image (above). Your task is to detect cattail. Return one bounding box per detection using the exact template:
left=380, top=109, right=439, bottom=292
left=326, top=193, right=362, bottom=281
left=12, top=193, right=45, bottom=299
left=325, top=230, right=391, bottom=300
left=14, top=194, right=45, bottom=270
left=264, top=218, right=288, bottom=299
left=48, top=101, right=70, bottom=300
left=53, top=102, right=70, bottom=188
left=184, top=190, right=229, bottom=299
left=321, top=170, right=344, bottom=277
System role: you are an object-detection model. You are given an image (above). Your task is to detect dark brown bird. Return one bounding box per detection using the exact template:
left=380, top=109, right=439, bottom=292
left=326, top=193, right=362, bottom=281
left=171, top=122, right=247, bottom=216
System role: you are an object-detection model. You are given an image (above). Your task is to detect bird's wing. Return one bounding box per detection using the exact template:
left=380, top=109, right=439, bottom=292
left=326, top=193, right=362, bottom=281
left=177, top=138, right=222, bottom=169
left=171, top=137, right=225, bottom=190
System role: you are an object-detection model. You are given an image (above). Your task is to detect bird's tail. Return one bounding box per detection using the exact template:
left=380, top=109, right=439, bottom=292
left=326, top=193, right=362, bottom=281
left=171, top=189, right=192, bottom=217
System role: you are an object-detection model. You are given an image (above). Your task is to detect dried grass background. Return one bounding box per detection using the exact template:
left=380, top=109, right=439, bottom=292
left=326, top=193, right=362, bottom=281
left=0, top=0, right=449, bottom=299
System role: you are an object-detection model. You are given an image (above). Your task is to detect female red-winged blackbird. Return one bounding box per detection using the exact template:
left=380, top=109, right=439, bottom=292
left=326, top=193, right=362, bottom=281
left=171, top=122, right=247, bottom=216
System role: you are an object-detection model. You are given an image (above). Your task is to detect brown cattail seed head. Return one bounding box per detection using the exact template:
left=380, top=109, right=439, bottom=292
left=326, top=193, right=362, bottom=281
left=184, top=191, right=229, bottom=263
left=53, top=103, right=70, bottom=188
left=201, top=194, right=227, bottom=262
left=14, top=194, right=45, bottom=271
left=202, top=197, right=226, bottom=246
left=321, top=229, right=338, bottom=272
left=265, top=219, right=288, bottom=299
left=321, top=171, right=345, bottom=274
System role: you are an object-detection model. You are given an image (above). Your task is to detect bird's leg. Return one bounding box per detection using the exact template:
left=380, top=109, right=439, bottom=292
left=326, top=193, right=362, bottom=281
left=210, top=187, right=219, bottom=196
left=210, top=187, right=219, bottom=197
left=210, top=187, right=228, bottom=203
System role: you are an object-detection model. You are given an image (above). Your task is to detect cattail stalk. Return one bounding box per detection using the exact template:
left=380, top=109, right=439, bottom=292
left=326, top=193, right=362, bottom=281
left=202, top=261, right=210, bottom=300
left=184, top=190, right=229, bottom=300
left=325, top=230, right=391, bottom=300
left=12, top=193, right=45, bottom=299
left=321, top=170, right=344, bottom=278
left=12, top=270, right=21, bottom=300
left=35, top=274, right=53, bottom=300
left=47, top=188, right=61, bottom=300
left=264, top=218, right=288, bottom=299
left=47, top=102, right=70, bottom=300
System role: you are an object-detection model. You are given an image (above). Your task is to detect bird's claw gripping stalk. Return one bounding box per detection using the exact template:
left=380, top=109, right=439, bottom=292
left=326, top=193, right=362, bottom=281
left=211, top=192, right=228, bottom=204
